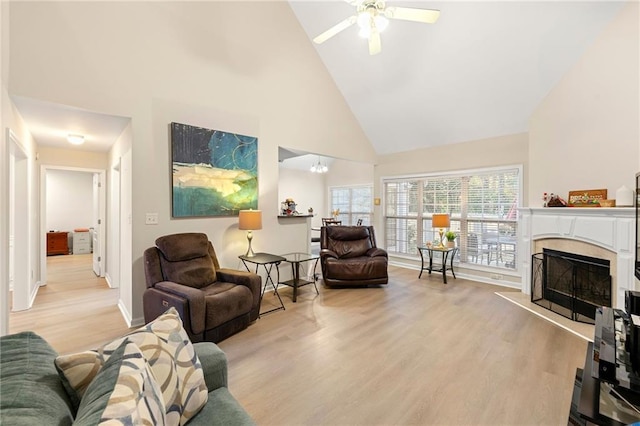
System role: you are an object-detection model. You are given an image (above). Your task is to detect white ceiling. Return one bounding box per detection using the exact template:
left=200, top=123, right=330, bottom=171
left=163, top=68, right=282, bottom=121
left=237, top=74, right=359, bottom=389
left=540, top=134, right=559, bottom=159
left=8, top=1, right=626, bottom=156
left=11, top=95, right=130, bottom=153
left=289, top=0, right=626, bottom=154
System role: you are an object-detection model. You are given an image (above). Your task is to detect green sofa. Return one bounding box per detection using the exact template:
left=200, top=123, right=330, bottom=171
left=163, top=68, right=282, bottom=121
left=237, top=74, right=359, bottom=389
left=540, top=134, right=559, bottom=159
left=0, top=331, right=255, bottom=425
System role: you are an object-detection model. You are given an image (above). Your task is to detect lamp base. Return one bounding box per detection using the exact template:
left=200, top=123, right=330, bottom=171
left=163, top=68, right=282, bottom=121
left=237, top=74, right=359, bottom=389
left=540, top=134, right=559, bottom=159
left=438, top=228, right=445, bottom=248
left=245, top=231, right=256, bottom=257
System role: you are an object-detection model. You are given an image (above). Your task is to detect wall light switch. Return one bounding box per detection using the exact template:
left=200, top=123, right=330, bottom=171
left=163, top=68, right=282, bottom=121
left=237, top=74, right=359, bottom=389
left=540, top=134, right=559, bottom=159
left=145, top=213, right=159, bottom=225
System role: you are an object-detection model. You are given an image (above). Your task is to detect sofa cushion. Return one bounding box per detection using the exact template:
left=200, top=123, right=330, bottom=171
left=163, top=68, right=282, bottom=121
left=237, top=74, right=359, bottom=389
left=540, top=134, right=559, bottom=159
left=203, top=283, right=254, bottom=328
left=156, top=233, right=217, bottom=289
left=159, top=254, right=217, bottom=289
left=185, top=388, right=256, bottom=426
left=0, top=331, right=75, bottom=426
left=73, top=339, right=166, bottom=426
left=324, top=256, right=388, bottom=280
left=156, top=233, right=209, bottom=262
left=55, top=307, right=208, bottom=425
left=325, top=227, right=373, bottom=259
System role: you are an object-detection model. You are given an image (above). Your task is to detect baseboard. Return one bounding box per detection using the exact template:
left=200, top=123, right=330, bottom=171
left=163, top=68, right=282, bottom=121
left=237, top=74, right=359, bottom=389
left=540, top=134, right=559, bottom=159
left=130, top=316, right=145, bottom=328
left=389, top=259, right=521, bottom=290
left=28, top=281, right=40, bottom=309
left=104, top=273, right=118, bottom=289
left=117, top=300, right=134, bottom=328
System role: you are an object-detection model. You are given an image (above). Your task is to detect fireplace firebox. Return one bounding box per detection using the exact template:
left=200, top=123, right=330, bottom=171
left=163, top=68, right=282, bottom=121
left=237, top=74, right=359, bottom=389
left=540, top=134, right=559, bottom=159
left=531, top=248, right=611, bottom=324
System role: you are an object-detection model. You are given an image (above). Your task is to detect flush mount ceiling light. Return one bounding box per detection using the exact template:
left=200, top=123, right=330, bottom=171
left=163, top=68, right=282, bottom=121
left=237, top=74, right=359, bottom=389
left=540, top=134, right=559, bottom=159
left=67, top=134, right=85, bottom=145
left=313, top=0, right=440, bottom=55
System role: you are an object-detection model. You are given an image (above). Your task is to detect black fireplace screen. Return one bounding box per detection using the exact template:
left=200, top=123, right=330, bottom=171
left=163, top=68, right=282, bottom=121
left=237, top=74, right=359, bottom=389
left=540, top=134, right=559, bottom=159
left=531, top=249, right=611, bottom=324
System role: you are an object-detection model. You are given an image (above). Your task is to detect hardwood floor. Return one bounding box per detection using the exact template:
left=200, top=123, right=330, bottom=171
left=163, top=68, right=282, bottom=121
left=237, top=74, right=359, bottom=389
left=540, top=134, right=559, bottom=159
left=8, top=256, right=587, bottom=425
left=9, top=254, right=130, bottom=354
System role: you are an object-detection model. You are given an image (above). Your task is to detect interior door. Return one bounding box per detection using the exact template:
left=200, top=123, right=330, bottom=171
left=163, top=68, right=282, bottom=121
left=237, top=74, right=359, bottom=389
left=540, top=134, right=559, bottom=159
left=92, top=173, right=103, bottom=276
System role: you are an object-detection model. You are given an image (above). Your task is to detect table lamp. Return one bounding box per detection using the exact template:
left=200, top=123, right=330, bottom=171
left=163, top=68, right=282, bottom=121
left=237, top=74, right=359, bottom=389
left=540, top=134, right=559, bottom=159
left=238, top=209, right=262, bottom=257
left=432, top=213, right=450, bottom=248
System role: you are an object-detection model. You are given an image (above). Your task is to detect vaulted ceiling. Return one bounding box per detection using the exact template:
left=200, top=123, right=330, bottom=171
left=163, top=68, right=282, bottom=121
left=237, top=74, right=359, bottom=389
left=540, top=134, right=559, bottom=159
left=9, top=1, right=627, bottom=156
left=289, top=0, right=626, bottom=154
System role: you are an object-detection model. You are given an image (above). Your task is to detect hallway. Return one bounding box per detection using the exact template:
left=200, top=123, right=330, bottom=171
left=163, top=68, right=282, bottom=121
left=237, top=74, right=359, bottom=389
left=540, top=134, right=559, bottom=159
left=9, top=253, right=129, bottom=355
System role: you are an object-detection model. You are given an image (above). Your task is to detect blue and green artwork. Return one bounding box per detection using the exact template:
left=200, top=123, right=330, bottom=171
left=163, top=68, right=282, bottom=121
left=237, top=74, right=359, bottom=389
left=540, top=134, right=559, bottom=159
left=171, top=122, right=258, bottom=217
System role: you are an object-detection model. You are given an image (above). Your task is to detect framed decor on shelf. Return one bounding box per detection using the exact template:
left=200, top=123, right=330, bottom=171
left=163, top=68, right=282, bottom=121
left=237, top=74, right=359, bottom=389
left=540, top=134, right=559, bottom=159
left=171, top=122, right=258, bottom=218
left=568, top=189, right=607, bottom=207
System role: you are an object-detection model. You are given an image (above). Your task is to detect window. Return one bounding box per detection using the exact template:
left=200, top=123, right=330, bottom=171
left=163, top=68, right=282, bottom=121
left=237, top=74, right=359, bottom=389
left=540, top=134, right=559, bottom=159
left=384, top=167, right=521, bottom=270
left=329, top=185, right=373, bottom=225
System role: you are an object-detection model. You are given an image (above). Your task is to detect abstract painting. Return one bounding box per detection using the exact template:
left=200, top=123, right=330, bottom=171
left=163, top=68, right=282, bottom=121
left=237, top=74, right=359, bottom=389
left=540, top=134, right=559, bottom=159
left=171, top=122, right=258, bottom=217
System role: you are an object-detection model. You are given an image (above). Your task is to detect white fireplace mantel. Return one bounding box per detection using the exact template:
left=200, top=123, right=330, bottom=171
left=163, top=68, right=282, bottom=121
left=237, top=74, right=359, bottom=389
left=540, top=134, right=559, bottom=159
left=518, top=207, right=635, bottom=309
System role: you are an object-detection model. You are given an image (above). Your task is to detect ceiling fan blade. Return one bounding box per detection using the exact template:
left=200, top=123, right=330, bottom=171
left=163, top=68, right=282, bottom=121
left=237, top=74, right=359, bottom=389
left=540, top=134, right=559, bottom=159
left=368, top=29, right=381, bottom=55
left=313, top=16, right=357, bottom=44
left=385, top=7, right=440, bottom=24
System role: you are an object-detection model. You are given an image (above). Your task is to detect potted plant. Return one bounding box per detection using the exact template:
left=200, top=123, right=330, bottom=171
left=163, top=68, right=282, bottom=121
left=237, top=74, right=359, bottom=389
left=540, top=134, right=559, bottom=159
left=444, top=231, right=457, bottom=248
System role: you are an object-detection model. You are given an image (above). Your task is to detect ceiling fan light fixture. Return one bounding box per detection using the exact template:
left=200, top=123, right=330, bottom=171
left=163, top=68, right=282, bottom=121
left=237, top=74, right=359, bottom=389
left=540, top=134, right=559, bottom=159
left=375, top=15, right=389, bottom=32
left=357, top=9, right=388, bottom=38
left=312, top=0, right=439, bottom=55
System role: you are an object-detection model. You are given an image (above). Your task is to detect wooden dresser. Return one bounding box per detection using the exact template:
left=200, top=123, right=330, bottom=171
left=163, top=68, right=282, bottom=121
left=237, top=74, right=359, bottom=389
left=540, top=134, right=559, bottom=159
left=47, top=231, right=69, bottom=256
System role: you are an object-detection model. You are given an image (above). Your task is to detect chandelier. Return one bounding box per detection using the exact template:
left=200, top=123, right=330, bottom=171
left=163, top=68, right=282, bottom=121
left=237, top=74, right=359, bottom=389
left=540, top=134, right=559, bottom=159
left=310, top=157, right=328, bottom=173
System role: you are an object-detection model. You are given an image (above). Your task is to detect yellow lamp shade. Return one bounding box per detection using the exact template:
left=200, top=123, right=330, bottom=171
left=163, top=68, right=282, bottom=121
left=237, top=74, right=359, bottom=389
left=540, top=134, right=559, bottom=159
left=238, top=210, right=262, bottom=230
left=432, top=214, right=450, bottom=229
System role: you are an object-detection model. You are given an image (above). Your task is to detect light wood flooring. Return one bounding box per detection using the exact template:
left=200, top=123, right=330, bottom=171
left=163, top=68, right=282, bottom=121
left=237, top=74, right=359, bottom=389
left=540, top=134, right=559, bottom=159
left=9, top=254, right=130, bottom=354
left=9, top=255, right=588, bottom=425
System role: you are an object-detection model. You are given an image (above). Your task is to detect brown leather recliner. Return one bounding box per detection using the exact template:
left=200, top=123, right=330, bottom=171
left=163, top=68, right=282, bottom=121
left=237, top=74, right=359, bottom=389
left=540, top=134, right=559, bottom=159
left=320, top=226, right=388, bottom=287
left=143, top=232, right=261, bottom=343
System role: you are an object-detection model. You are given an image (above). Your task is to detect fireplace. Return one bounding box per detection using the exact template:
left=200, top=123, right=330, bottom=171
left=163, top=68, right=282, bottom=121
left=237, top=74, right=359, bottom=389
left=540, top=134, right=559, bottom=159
left=531, top=248, right=611, bottom=324
left=519, top=207, right=635, bottom=312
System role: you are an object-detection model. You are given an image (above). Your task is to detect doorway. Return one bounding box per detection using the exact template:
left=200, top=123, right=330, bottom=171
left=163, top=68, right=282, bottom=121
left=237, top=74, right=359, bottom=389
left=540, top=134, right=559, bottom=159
left=40, top=167, right=107, bottom=287
left=7, top=130, right=30, bottom=314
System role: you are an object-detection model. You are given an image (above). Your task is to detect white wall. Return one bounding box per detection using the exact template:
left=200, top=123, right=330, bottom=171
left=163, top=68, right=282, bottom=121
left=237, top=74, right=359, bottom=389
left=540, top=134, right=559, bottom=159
left=0, top=0, right=9, bottom=334
left=7, top=2, right=376, bottom=325
left=529, top=1, right=640, bottom=206
left=278, top=167, right=326, bottom=228
left=38, top=146, right=108, bottom=170
left=45, top=169, right=93, bottom=232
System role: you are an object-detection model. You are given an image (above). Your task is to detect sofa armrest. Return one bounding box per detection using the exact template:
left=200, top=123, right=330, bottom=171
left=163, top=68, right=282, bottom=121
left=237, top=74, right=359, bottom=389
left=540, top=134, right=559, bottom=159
left=154, top=281, right=205, bottom=334
left=193, top=342, right=228, bottom=391
left=366, top=248, right=388, bottom=258
left=320, top=249, right=339, bottom=259
left=216, top=269, right=261, bottom=310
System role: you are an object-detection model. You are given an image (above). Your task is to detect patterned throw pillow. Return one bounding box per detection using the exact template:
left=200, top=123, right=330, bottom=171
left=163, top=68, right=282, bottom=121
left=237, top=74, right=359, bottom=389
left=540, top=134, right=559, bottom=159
left=55, top=307, right=208, bottom=426
left=73, top=339, right=166, bottom=426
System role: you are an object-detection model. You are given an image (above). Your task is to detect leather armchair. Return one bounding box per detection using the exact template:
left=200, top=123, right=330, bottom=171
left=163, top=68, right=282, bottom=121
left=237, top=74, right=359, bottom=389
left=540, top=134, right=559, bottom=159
left=143, top=233, right=261, bottom=343
left=320, top=226, right=388, bottom=287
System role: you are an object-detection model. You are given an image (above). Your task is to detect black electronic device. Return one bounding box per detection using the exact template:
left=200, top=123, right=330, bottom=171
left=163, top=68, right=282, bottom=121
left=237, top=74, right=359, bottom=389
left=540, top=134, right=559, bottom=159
left=627, top=290, right=640, bottom=316
left=636, top=172, right=640, bottom=282
left=629, top=314, right=640, bottom=375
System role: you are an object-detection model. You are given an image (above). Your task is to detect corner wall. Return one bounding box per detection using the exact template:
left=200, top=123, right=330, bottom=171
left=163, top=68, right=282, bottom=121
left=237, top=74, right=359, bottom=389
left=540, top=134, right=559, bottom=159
left=529, top=1, right=640, bottom=206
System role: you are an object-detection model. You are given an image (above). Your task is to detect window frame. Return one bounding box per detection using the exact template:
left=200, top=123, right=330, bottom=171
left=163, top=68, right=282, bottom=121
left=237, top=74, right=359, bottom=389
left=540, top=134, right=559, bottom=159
left=328, top=184, right=373, bottom=226
left=381, top=165, right=522, bottom=272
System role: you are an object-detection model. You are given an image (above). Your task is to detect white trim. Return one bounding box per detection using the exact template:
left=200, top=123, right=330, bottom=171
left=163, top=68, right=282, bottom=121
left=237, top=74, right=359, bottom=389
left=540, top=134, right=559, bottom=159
left=40, top=165, right=107, bottom=285
left=104, top=272, right=114, bottom=289
left=388, top=260, right=521, bottom=289
left=379, top=163, right=524, bottom=183
left=8, top=129, right=31, bottom=313
left=381, top=165, right=523, bottom=274
left=117, top=299, right=133, bottom=328
left=495, top=292, right=592, bottom=342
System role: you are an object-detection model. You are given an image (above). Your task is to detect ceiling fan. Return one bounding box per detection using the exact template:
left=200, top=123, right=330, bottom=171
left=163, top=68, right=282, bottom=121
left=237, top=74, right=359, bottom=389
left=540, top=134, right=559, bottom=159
left=313, top=0, right=440, bottom=56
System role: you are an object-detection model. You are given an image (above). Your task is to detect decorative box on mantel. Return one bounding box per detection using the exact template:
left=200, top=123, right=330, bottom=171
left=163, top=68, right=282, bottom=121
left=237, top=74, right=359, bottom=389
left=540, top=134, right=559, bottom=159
left=518, top=207, right=635, bottom=310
